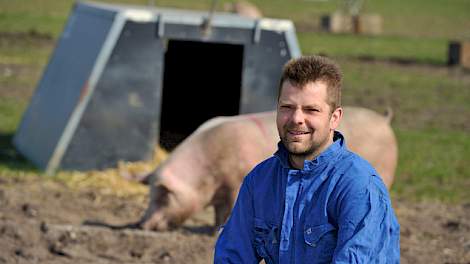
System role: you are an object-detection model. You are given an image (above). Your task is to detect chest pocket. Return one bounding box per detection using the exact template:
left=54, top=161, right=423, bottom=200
left=304, top=223, right=337, bottom=263
left=253, top=218, right=279, bottom=264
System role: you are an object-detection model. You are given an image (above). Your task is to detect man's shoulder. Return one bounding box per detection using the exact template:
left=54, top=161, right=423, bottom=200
left=337, top=150, right=377, bottom=175
left=246, top=155, right=282, bottom=182
left=251, top=155, right=282, bottom=173
left=333, top=150, right=385, bottom=193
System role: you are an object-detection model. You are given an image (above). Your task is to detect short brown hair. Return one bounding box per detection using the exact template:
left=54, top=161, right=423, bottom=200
left=278, top=55, right=342, bottom=112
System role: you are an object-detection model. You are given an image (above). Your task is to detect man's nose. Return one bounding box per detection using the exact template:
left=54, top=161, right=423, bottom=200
left=291, top=108, right=304, bottom=124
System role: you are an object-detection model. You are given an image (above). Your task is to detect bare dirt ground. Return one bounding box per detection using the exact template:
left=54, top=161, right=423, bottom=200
left=0, top=175, right=215, bottom=264
left=0, top=174, right=468, bottom=264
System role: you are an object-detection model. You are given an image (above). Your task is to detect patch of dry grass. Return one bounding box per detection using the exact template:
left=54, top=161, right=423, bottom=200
left=55, top=145, right=168, bottom=198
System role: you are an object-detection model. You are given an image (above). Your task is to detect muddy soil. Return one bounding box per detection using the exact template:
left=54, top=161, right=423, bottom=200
left=0, top=175, right=468, bottom=264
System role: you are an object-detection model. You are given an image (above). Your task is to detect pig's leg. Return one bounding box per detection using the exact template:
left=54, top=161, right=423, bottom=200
left=213, top=186, right=239, bottom=231
left=214, top=202, right=232, bottom=231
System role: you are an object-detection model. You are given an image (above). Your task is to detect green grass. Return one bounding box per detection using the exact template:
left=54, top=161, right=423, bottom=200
left=392, top=129, right=470, bottom=202
left=0, top=99, right=28, bottom=133
left=339, top=59, right=470, bottom=132
left=300, top=32, right=449, bottom=65
left=1, top=0, right=470, bottom=39
left=365, top=0, right=470, bottom=39
left=0, top=33, right=53, bottom=65
left=0, top=12, right=68, bottom=38
left=0, top=0, right=468, bottom=64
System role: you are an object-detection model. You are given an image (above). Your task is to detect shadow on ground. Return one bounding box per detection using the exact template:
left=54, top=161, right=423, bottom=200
left=0, top=133, right=37, bottom=171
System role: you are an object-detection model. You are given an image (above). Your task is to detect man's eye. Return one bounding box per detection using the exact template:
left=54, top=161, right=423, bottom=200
left=306, top=108, right=319, bottom=112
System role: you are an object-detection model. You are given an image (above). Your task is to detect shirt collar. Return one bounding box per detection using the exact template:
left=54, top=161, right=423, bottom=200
left=275, top=131, right=346, bottom=170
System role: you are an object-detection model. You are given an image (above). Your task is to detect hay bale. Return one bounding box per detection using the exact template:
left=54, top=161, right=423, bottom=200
left=321, top=12, right=382, bottom=35
left=356, top=14, right=382, bottom=35
left=321, top=12, right=353, bottom=33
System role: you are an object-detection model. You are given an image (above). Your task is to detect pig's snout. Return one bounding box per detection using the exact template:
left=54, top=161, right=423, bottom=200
left=140, top=212, right=172, bottom=231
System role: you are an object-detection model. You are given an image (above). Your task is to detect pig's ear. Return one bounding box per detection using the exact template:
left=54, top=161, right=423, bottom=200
left=154, top=184, right=171, bottom=205
left=146, top=168, right=163, bottom=184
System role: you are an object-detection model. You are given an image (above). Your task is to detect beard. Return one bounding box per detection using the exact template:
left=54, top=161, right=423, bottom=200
left=280, top=127, right=332, bottom=160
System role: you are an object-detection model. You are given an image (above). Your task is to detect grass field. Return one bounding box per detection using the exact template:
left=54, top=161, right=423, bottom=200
left=0, top=0, right=469, bottom=202
left=1, top=0, right=469, bottom=38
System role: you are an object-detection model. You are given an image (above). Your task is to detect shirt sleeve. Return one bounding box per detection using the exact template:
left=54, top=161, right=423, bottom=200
left=332, top=175, right=400, bottom=264
left=214, top=175, right=261, bottom=264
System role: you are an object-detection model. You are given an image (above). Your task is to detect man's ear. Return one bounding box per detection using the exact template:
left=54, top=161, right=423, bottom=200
left=330, top=107, right=343, bottom=130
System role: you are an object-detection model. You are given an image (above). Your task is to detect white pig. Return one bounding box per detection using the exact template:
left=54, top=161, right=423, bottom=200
left=135, top=106, right=397, bottom=231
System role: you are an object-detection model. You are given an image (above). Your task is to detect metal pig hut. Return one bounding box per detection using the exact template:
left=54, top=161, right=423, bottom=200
left=13, top=1, right=301, bottom=174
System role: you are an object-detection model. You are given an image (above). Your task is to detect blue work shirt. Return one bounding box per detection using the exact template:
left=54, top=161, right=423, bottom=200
left=214, top=132, right=400, bottom=263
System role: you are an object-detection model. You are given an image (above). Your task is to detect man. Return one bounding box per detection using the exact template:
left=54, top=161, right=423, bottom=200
left=214, top=55, right=400, bottom=263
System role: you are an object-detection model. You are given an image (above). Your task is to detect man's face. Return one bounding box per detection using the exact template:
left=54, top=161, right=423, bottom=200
left=276, top=80, right=341, bottom=160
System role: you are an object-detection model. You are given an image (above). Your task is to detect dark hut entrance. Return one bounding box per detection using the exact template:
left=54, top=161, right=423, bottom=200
left=159, top=40, right=244, bottom=150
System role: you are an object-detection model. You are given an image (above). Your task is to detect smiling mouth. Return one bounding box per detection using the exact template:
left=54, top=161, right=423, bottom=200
left=288, top=130, right=310, bottom=136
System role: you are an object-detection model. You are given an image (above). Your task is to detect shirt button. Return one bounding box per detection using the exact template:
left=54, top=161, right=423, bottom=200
left=312, top=243, right=317, bottom=247
left=306, top=228, right=312, bottom=234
